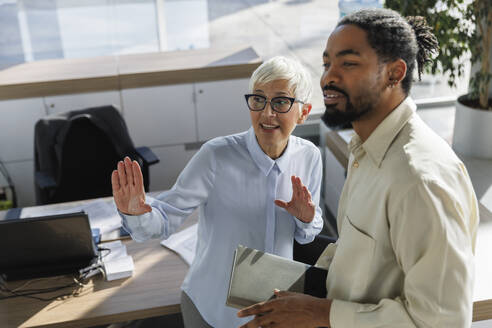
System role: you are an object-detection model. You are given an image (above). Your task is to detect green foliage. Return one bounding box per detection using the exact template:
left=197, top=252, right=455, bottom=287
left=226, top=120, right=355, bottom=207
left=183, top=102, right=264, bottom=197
left=385, top=0, right=491, bottom=110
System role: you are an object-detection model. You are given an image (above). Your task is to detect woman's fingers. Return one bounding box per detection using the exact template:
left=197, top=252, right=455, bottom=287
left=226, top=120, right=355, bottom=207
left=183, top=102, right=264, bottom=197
left=139, top=199, right=152, bottom=213
left=132, top=160, right=145, bottom=192
left=274, top=199, right=288, bottom=209
left=117, top=160, right=127, bottom=187
left=302, top=186, right=311, bottom=202
left=111, top=170, right=120, bottom=193
left=124, top=156, right=134, bottom=186
left=291, top=176, right=308, bottom=201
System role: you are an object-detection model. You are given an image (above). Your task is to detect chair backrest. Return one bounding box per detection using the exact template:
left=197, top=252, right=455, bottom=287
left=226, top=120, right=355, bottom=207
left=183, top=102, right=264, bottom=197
left=34, top=106, right=146, bottom=205
left=54, top=115, right=120, bottom=202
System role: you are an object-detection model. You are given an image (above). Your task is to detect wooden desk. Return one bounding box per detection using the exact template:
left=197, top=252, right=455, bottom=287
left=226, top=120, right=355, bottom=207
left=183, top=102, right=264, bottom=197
left=0, top=201, right=197, bottom=328
left=1, top=239, right=188, bottom=328
left=324, top=127, right=492, bottom=322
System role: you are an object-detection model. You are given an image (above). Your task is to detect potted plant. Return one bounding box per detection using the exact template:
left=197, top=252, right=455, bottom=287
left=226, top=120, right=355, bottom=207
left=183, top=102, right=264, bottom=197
left=385, top=0, right=492, bottom=158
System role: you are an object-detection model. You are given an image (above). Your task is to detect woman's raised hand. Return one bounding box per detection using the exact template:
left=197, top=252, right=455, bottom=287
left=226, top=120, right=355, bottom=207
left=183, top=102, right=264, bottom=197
left=274, top=176, right=315, bottom=223
left=111, top=156, right=152, bottom=215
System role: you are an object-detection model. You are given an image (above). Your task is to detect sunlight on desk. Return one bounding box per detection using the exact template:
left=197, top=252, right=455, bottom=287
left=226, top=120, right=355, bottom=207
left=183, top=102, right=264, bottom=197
left=3, top=239, right=189, bottom=328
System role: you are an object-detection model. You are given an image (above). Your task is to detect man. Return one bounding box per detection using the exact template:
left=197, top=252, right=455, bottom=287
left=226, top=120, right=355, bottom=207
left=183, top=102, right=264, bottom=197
left=237, top=8, right=479, bottom=328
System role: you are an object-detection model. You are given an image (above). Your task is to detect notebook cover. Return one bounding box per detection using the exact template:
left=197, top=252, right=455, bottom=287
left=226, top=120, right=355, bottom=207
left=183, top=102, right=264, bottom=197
left=226, top=245, right=327, bottom=309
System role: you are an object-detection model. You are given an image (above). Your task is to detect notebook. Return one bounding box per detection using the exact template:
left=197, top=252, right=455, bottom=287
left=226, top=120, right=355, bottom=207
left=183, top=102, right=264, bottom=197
left=226, top=245, right=328, bottom=309
left=0, top=212, right=98, bottom=281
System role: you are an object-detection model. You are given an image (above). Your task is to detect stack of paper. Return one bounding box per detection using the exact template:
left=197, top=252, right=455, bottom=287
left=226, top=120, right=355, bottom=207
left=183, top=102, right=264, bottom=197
left=160, top=223, right=198, bottom=266
left=21, top=199, right=122, bottom=234
left=99, top=240, right=134, bottom=281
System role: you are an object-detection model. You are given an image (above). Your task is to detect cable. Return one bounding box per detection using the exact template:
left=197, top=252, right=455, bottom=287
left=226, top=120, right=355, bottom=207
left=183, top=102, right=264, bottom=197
left=0, top=247, right=111, bottom=301
left=0, top=158, right=17, bottom=208
left=0, top=276, right=89, bottom=301
left=98, top=247, right=111, bottom=258
left=0, top=160, right=13, bottom=187
left=0, top=161, right=10, bottom=184
left=11, top=277, right=49, bottom=292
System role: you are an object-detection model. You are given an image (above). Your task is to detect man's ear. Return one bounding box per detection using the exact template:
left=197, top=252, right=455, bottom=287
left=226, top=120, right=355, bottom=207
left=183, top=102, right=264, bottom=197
left=388, top=59, right=407, bottom=85
left=297, top=103, right=312, bottom=124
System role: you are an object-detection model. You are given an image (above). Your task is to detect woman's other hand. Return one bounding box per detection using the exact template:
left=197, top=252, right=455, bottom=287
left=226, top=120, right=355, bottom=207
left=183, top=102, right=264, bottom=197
left=274, top=175, right=315, bottom=223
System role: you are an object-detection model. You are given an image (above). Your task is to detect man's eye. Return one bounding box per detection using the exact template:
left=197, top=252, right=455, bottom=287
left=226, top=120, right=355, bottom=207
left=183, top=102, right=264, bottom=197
left=343, top=62, right=357, bottom=67
left=323, top=63, right=330, bottom=69
left=253, top=96, right=265, bottom=102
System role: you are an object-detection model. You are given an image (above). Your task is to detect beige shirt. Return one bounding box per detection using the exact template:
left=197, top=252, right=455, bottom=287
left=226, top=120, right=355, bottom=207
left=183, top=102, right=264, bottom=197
left=316, top=98, right=479, bottom=327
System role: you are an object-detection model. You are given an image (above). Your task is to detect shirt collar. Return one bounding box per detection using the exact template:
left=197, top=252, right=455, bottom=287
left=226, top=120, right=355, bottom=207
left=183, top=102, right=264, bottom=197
left=246, top=127, right=291, bottom=176
left=351, top=97, right=416, bottom=167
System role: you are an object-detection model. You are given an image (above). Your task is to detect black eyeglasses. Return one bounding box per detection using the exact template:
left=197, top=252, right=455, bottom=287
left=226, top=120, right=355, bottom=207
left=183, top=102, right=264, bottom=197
left=244, top=94, right=304, bottom=113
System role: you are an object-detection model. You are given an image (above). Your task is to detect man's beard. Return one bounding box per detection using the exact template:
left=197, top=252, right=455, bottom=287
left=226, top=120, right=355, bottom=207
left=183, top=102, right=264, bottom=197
left=321, top=80, right=382, bottom=129
left=321, top=98, right=373, bottom=128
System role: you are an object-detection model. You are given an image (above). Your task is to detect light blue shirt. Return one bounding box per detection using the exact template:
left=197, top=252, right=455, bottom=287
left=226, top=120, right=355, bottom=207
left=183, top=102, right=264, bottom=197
left=121, top=127, right=323, bottom=328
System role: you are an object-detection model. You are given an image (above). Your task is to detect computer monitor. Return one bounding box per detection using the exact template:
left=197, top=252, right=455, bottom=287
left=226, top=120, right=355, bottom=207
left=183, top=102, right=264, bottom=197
left=0, top=212, right=98, bottom=281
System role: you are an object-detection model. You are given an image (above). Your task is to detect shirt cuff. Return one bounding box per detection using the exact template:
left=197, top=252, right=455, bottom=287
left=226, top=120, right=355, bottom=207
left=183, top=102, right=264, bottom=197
left=121, top=211, right=153, bottom=226
left=330, top=299, right=357, bottom=327
left=294, top=217, right=313, bottom=229
left=119, top=210, right=156, bottom=242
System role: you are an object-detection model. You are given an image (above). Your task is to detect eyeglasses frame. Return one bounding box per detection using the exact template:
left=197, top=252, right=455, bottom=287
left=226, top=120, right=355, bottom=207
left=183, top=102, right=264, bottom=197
left=244, top=94, right=305, bottom=113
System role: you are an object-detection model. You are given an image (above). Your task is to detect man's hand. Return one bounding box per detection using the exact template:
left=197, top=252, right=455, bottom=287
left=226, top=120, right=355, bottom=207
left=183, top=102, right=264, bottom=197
left=275, top=176, right=315, bottom=223
left=111, top=156, right=152, bottom=215
left=237, top=290, right=332, bottom=328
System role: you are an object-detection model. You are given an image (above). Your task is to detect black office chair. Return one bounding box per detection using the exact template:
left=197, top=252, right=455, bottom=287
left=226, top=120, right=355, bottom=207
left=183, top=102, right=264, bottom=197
left=34, top=105, right=159, bottom=205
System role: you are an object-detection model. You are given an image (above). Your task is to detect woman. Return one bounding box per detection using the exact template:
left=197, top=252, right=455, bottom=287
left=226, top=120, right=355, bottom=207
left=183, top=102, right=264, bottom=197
left=112, top=56, right=323, bottom=327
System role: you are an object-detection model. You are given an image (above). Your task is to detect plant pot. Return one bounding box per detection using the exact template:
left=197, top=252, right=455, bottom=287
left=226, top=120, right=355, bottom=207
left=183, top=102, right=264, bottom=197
left=452, top=94, right=492, bottom=159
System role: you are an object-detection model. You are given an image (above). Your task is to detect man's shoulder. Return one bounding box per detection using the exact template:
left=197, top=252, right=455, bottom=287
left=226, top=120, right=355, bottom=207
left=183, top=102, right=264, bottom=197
left=388, top=115, right=463, bottom=184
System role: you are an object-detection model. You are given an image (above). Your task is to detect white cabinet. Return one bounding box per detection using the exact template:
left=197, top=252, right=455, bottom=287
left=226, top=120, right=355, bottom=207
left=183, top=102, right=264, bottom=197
left=147, top=144, right=200, bottom=191
left=121, top=84, right=197, bottom=147
left=195, top=78, right=251, bottom=141
left=0, top=97, right=46, bottom=162
left=44, top=91, right=122, bottom=115
left=4, top=160, right=35, bottom=207
left=0, top=98, right=43, bottom=208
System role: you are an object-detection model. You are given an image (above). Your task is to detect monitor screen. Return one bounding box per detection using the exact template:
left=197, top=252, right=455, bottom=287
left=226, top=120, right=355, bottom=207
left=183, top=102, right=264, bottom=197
left=0, top=212, right=98, bottom=280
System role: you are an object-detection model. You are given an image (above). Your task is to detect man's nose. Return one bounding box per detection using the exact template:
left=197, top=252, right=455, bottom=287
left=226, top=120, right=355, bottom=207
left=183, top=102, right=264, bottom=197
left=321, top=65, right=340, bottom=88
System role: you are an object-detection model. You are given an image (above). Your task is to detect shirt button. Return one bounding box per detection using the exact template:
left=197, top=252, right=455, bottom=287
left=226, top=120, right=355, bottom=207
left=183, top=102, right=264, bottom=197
left=353, top=160, right=359, bottom=168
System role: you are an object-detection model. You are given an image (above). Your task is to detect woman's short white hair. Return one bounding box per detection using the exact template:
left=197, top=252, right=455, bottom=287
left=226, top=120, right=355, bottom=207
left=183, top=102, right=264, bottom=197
left=249, top=56, right=313, bottom=103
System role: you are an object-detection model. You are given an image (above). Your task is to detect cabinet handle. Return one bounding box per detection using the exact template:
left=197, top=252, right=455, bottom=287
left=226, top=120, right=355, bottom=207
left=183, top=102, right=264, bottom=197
left=50, top=104, right=55, bottom=108
left=198, top=89, right=203, bottom=94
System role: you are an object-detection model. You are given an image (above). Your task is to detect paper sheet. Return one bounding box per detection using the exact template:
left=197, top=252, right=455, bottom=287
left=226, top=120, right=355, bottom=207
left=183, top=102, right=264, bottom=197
left=20, top=199, right=122, bottom=234
left=160, top=223, right=198, bottom=266
left=99, top=240, right=128, bottom=261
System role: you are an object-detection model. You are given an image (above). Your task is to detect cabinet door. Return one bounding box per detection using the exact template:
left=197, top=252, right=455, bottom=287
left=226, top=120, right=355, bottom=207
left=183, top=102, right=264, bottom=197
left=121, top=84, right=197, bottom=147
left=0, top=97, right=46, bottom=162
left=147, top=143, right=200, bottom=191
left=44, top=91, right=122, bottom=115
left=195, top=78, right=251, bottom=141
left=4, top=160, right=35, bottom=207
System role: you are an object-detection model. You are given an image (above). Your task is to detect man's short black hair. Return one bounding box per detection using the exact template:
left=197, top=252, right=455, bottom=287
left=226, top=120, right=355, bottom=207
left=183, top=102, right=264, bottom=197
left=338, top=8, right=438, bottom=95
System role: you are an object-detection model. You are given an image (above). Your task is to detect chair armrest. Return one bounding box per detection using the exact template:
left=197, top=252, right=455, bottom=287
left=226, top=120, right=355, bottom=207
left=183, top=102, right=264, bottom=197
left=135, top=146, right=159, bottom=165
left=35, top=171, right=57, bottom=190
